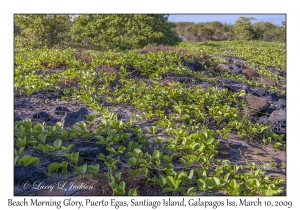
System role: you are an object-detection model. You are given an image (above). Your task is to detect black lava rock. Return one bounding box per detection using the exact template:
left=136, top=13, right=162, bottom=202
left=63, top=107, right=89, bottom=127
left=55, top=106, right=71, bottom=115
left=32, top=111, right=50, bottom=121
left=248, top=87, right=270, bottom=98
left=188, top=59, right=205, bottom=71
left=14, top=116, right=22, bottom=122
left=78, top=145, right=107, bottom=157
left=217, top=78, right=250, bottom=93
left=14, top=165, right=45, bottom=184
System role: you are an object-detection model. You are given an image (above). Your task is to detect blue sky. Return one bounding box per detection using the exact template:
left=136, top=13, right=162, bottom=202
left=168, top=14, right=286, bottom=25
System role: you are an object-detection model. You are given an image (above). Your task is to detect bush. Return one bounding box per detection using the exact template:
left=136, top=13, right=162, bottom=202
left=71, top=14, right=181, bottom=51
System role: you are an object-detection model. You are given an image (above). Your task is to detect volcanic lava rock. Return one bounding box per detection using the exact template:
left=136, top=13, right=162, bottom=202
left=259, top=109, right=286, bottom=134
left=188, top=59, right=205, bottom=71
left=267, top=66, right=282, bottom=76
left=248, top=87, right=270, bottom=98
left=14, top=115, right=22, bottom=122
left=32, top=111, right=50, bottom=121
left=244, top=95, right=270, bottom=114
left=181, top=57, right=205, bottom=71
left=78, top=145, right=107, bottom=157
left=268, top=109, right=286, bottom=134
left=217, top=78, right=250, bottom=93
left=55, top=106, right=70, bottom=115
left=14, top=165, right=45, bottom=184
left=63, top=107, right=89, bottom=127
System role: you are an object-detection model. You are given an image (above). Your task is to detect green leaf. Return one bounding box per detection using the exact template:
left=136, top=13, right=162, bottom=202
left=62, top=143, right=74, bottom=151
left=19, top=147, right=25, bottom=155
left=174, top=106, right=182, bottom=115
left=139, top=139, right=149, bottom=147
left=127, top=158, right=137, bottom=165
left=186, top=187, right=196, bottom=196
left=61, top=161, right=69, bottom=175
left=119, top=181, right=126, bottom=193
left=54, top=139, right=62, bottom=150
left=159, top=175, right=167, bottom=186
left=176, top=187, right=186, bottom=194
left=207, top=138, right=215, bottom=145
left=16, top=137, right=27, bottom=147
left=110, top=174, right=116, bottom=184
left=166, top=176, right=176, bottom=188
left=222, top=160, right=231, bottom=169
left=197, top=169, right=207, bottom=180
left=23, top=120, right=32, bottom=129
left=109, top=182, right=118, bottom=189
left=192, top=143, right=200, bottom=151
left=42, top=144, right=56, bottom=153
left=199, top=132, right=208, bottom=140
left=224, top=173, right=230, bottom=182
left=229, top=179, right=238, bottom=190
left=133, top=148, right=143, bottom=154
left=37, top=133, right=47, bottom=144
left=149, top=126, right=157, bottom=135
left=128, top=188, right=138, bottom=196
left=19, top=125, right=26, bottom=138
left=117, top=145, right=125, bottom=153
left=152, top=149, right=161, bottom=160
left=206, top=181, right=216, bottom=188
left=88, top=164, right=99, bottom=176
left=143, top=168, right=150, bottom=178
left=14, top=149, right=18, bottom=157
left=262, top=185, right=276, bottom=196
left=198, top=145, right=204, bottom=152
left=14, top=156, right=19, bottom=166
left=197, top=179, right=206, bottom=188
left=35, top=143, right=44, bottom=151
left=106, top=147, right=117, bottom=153
left=115, top=172, right=122, bottom=183
left=176, top=171, right=187, bottom=180
left=188, top=169, right=194, bottom=180
left=162, top=187, right=174, bottom=193
left=75, top=163, right=87, bottom=175
left=179, top=158, right=187, bottom=165
left=212, top=177, right=220, bottom=186
left=65, top=152, right=79, bottom=164
left=233, top=164, right=239, bottom=173
left=175, top=179, right=181, bottom=189
left=47, top=162, right=63, bottom=174
left=18, top=155, right=39, bottom=166
left=127, top=141, right=133, bottom=151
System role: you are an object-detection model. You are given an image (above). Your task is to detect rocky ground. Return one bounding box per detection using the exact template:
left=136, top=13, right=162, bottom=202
left=14, top=54, right=286, bottom=196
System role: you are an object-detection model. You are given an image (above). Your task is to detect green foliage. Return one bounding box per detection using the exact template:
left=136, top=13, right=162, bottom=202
left=75, top=163, right=88, bottom=175
left=109, top=172, right=126, bottom=195
left=88, top=164, right=100, bottom=176
left=233, top=16, right=256, bottom=40
left=71, top=14, right=181, bottom=50
left=174, top=18, right=285, bottom=42
left=128, top=188, right=138, bottom=196
left=48, top=162, right=63, bottom=174
left=18, top=155, right=39, bottom=166
left=66, top=152, right=79, bottom=165
left=253, top=21, right=286, bottom=42
left=14, top=14, right=71, bottom=48
left=14, top=39, right=285, bottom=196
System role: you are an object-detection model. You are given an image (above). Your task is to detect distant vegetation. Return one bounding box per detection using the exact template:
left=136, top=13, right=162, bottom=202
left=174, top=17, right=286, bottom=42
left=14, top=15, right=285, bottom=51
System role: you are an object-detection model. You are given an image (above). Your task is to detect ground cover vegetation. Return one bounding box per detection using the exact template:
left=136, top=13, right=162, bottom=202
left=14, top=14, right=286, bottom=196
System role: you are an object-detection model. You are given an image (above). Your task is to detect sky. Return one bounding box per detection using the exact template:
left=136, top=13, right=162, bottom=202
left=168, top=14, right=286, bottom=26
